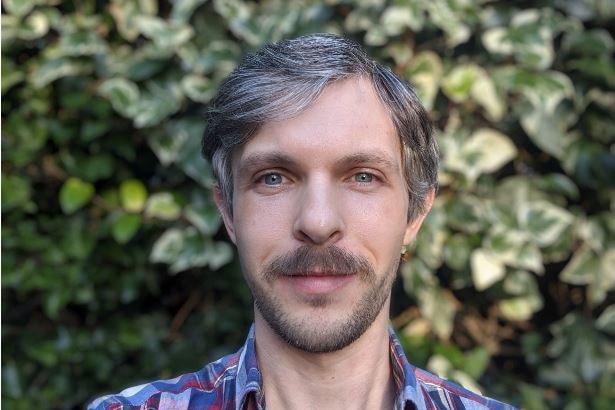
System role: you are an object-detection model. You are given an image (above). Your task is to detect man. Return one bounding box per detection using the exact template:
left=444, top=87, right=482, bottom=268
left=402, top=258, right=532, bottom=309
left=90, top=34, right=517, bottom=410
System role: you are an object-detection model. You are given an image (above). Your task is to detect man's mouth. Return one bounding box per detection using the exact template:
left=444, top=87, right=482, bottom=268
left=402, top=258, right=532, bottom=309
left=285, top=271, right=354, bottom=277
left=283, top=273, right=355, bottom=294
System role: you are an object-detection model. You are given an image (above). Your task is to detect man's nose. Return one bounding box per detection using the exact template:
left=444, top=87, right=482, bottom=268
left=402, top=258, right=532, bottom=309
left=293, top=178, right=344, bottom=245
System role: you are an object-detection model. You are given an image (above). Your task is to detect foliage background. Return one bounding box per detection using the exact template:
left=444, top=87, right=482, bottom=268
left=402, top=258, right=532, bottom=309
left=2, top=0, right=614, bottom=409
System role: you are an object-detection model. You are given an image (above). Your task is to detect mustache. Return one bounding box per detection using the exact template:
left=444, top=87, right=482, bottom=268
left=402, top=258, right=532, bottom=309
left=263, top=246, right=374, bottom=282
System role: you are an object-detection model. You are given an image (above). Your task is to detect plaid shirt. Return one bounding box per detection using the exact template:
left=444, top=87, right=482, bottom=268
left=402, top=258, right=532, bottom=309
left=89, top=325, right=517, bottom=410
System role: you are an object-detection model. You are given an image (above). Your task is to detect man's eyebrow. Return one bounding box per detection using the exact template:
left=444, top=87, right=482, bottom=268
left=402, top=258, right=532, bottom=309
left=236, top=151, right=297, bottom=174
left=236, top=151, right=400, bottom=175
left=337, top=152, right=400, bottom=172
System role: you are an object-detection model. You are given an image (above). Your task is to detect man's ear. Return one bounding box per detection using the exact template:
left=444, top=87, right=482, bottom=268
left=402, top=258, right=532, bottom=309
left=403, top=189, right=435, bottom=245
left=213, top=186, right=237, bottom=244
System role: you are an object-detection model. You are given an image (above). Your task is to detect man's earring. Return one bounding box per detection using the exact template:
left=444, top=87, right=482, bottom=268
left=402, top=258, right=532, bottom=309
left=400, top=245, right=410, bottom=261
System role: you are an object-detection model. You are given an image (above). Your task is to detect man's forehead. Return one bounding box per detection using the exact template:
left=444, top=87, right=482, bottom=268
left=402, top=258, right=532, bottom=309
left=235, top=79, right=398, bottom=154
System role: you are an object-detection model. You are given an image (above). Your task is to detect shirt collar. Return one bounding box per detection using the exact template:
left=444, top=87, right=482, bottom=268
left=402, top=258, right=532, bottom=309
left=235, top=325, right=264, bottom=410
left=388, top=326, right=426, bottom=409
left=235, top=324, right=421, bottom=410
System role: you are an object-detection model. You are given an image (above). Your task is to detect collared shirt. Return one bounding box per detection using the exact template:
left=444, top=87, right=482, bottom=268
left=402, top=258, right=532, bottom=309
left=89, top=325, right=518, bottom=410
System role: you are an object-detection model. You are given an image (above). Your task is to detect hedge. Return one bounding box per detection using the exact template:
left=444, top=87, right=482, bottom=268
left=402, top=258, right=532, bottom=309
left=2, top=1, right=614, bottom=409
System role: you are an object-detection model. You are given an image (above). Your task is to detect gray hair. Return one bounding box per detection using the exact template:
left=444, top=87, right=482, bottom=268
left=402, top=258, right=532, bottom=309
left=202, top=33, right=438, bottom=222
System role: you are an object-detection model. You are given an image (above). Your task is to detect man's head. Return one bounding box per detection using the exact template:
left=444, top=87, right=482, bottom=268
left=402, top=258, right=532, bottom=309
left=202, top=33, right=438, bottom=353
left=202, top=33, right=438, bottom=223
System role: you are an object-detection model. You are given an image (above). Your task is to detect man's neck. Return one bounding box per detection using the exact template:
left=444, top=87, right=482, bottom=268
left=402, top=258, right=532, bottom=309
left=254, top=308, right=396, bottom=410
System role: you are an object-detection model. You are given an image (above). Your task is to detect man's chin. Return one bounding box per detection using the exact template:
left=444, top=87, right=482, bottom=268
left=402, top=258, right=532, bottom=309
left=257, top=304, right=374, bottom=353
left=273, top=323, right=366, bottom=354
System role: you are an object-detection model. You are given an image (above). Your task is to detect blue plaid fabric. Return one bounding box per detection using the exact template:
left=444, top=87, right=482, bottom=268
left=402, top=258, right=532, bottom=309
left=89, top=325, right=518, bottom=410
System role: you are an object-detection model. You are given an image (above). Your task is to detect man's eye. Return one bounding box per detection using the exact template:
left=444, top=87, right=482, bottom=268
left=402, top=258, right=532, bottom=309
left=354, top=172, right=374, bottom=183
left=262, top=173, right=284, bottom=185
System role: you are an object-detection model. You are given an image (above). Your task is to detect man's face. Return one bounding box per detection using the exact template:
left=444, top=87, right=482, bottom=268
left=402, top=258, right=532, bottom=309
left=216, top=78, right=431, bottom=353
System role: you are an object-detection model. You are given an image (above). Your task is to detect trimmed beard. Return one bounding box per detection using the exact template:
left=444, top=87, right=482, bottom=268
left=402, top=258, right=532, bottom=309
left=244, top=246, right=398, bottom=353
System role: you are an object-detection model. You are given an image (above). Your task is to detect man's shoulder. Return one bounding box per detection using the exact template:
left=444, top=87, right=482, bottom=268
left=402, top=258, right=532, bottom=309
left=389, top=328, right=517, bottom=410
left=87, top=350, right=242, bottom=410
left=410, top=366, right=518, bottom=410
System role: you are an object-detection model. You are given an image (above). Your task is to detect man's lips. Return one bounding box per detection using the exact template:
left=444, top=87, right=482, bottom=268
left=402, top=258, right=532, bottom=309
left=285, top=271, right=354, bottom=277
left=282, top=272, right=355, bottom=294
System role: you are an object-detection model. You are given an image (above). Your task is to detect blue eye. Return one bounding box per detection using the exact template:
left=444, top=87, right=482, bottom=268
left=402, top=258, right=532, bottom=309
left=263, top=173, right=283, bottom=185
left=354, top=172, right=373, bottom=183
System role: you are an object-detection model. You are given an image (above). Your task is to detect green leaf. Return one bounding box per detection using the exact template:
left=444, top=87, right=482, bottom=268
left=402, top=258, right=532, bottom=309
left=561, top=246, right=605, bottom=295
left=150, top=228, right=184, bottom=264
left=562, top=29, right=614, bottom=57
left=500, top=271, right=544, bottom=321
left=443, top=234, right=471, bottom=271
left=520, top=109, right=570, bottom=159
left=43, top=286, right=71, bottom=320
left=442, top=65, right=477, bottom=103
left=18, top=10, right=49, bottom=40
left=562, top=139, right=614, bottom=189
left=109, top=0, right=158, bottom=41
left=484, top=229, right=544, bottom=274
left=144, top=192, right=182, bottom=221
left=444, top=128, right=517, bottom=181
left=148, top=127, right=189, bottom=166
left=181, top=74, right=217, bottom=103
left=111, top=213, right=142, bottom=244
left=536, top=174, right=580, bottom=200
left=98, top=78, right=140, bottom=118
left=203, top=240, right=234, bottom=270
left=134, top=15, right=194, bottom=49
left=30, top=58, right=92, bottom=88
left=414, top=202, right=447, bottom=269
left=442, top=64, right=505, bottom=120
left=380, top=4, right=424, bottom=35
left=70, top=154, right=115, bottom=182
left=424, top=0, right=470, bottom=47
left=500, top=297, right=537, bottom=321
left=470, top=70, right=505, bottom=121
left=131, top=81, right=183, bottom=128
left=2, top=362, right=22, bottom=398
left=482, top=27, right=513, bottom=55
left=59, top=177, right=94, bottom=214
left=150, top=227, right=233, bottom=272
left=1, top=58, right=25, bottom=95
left=577, top=216, right=608, bottom=253
left=177, top=39, right=240, bottom=76
left=81, top=120, right=111, bottom=142
left=57, top=31, right=108, bottom=56
left=3, top=114, right=48, bottom=166
left=519, top=200, right=575, bottom=247
left=2, top=0, right=37, bottom=17
left=25, top=341, right=58, bottom=367
left=401, top=258, right=439, bottom=299
left=171, top=0, right=210, bottom=23
left=176, top=120, right=214, bottom=187
left=471, top=248, right=506, bottom=290
left=463, top=348, right=490, bottom=379
left=588, top=249, right=615, bottom=306
left=1, top=173, right=32, bottom=213
left=596, top=305, right=615, bottom=335
left=119, top=179, right=148, bottom=213
left=184, top=202, right=221, bottom=235
left=417, top=287, right=457, bottom=339
left=442, top=194, right=486, bottom=233
left=482, top=10, right=556, bottom=70
left=406, top=52, right=443, bottom=110
left=433, top=344, right=466, bottom=368
left=519, top=384, right=550, bottom=410
left=521, top=71, right=574, bottom=114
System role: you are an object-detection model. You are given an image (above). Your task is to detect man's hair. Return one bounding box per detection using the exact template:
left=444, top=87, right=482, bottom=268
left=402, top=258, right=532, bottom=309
left=202, top=33, right=438, bottom=222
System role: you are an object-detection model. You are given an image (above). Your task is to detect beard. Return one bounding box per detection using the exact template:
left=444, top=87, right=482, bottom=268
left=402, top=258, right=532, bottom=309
left=243, top=245, right=398, bottom=353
